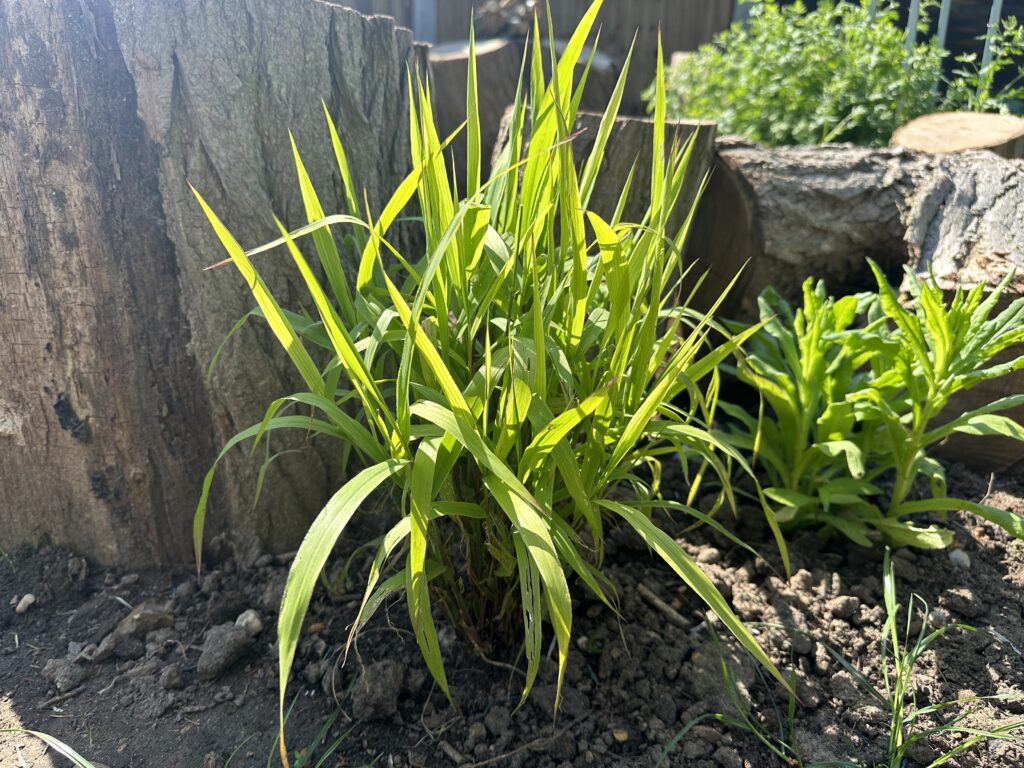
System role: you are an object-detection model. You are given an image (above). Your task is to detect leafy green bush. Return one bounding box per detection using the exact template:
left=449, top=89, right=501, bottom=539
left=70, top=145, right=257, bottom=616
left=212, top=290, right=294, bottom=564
left=193, top=2, right=785, bottom=760
left=944, top=16, right=1024, bottom=112
left=724, top=264, right=1024, bottom=549
left=655, top=0, right=1023, bottom=147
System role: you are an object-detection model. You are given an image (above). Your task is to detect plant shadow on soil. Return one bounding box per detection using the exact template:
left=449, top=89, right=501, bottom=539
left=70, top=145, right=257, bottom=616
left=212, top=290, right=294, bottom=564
left=1, top=461, right=1023, bottom=767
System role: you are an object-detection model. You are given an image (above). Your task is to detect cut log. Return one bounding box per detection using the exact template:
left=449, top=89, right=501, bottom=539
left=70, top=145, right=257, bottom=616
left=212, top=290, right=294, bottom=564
left=891, top=111, right=1024, bottom=159
left=568, top=113, right=715, bottom=240
left=695, top=140, right=1024, bottom=320
left=0, top=0, right=421, bottom=566
left=491, top=109, right=716, bottom=257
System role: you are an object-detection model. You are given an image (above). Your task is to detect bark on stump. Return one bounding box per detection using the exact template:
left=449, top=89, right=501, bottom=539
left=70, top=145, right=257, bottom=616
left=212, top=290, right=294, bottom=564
left=430, top=37, right=522, bottom=185
left=0, top=0, right=421, bottom=566
left=492, top=109, right=716, bottom=254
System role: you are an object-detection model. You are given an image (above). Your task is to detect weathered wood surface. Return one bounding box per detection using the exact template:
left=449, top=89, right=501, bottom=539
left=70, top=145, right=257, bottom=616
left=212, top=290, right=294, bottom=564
left=491, top=109, right=716, bottom=255
left=891, top=112, right=1024, bottom=159
left=430, top=37, right=522, bottom=185
left=697, top=140, right=1024, bottom=320
left=0, top=0, right=420, bottom=566
left=431, top=35, right=619, bottom=181
left=568, top=113, right=715, bottom=237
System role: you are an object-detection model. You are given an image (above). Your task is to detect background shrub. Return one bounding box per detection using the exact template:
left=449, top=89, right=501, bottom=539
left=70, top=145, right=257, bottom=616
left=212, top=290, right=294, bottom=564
left=655, top=0, right=1023, bottom=147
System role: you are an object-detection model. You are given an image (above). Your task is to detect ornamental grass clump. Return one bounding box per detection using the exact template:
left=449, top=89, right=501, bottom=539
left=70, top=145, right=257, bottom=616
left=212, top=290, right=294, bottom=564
left=193, top=2, right=785, bottom=761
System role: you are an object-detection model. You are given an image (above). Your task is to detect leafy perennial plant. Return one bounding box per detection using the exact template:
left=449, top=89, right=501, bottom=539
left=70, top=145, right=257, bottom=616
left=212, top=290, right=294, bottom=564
left=725, top=262, right=1024, bottom=549
left=193, top=2, right=785, bottom=762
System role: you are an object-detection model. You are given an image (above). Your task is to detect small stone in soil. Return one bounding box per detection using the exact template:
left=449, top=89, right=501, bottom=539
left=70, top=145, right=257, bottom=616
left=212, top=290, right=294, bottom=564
left=484, top=705, right=511, bottom=736
left=465, top=722, right=488, bottom=751
left=200, top=572, right=220, bottom=595
left=948, top=549, right=971, bottom=569
left=160, top=662, right=183, bottom=690
left=696, top=547, right=722, bottom=564
left=928, top=607, right=952, bottom=629
left=713, top=745, right=742, bottom=766
left=67, top=595, right=126, bottom=645
left=206, top=590, right=248, bottom=624
left=175, top=579, right=197, bottom=599
left=197, top=622, right=254, bottom=680
left=92, top=633, right=118, bottom=662
left=14, top=594, right=35, bottom=614
left=116, top=635, right=146, bottom=660
left=42, top=658, right=88, bottom=692
left=938, top=587, right=983, bottom=619
left=114, top=599, right=175, bottom=639
left=235, top=608, right=263, bottom=636
left=351, top=659, right=403, bottom=721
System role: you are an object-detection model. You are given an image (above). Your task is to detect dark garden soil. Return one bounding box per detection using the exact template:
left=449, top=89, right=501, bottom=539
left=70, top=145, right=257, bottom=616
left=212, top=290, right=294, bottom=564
left=2, top=462, right=1024, bottom=768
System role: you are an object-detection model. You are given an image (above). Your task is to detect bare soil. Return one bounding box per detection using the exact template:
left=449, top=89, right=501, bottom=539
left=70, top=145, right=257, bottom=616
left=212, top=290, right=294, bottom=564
left=2, top=463, right=1023, bottom=767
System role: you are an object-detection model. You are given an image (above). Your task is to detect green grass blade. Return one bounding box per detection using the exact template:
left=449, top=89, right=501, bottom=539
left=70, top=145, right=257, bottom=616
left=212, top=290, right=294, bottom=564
left=277, top=459, right=407, bottom=763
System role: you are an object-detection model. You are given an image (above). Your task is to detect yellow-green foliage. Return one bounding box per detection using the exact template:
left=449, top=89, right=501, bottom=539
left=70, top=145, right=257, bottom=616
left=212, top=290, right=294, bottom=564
left=193, top=2, right=786, bottom=761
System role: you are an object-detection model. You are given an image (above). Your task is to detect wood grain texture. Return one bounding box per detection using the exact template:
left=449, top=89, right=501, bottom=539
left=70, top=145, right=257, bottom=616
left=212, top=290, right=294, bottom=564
left=0, top=0, right=421, bottom=565
left=891, top=112, right=1024, bottom=159
left=339, top=0, right=735, bottom=113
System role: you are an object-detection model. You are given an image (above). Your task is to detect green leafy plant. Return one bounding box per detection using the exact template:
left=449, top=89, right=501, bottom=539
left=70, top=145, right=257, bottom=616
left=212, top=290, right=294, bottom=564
left=724, top=262, right=1024, bottom=549
left=720, top=279, right=886, bottom=542
left=852, top=261, right=1024, bottom=545
left=653, top=0, right=1024, bottom=147
left=193, top=2, right=786, bottom=763
left=653, top=0, right=944, bottom=146
left=944, top=17, right=1024, bottom=113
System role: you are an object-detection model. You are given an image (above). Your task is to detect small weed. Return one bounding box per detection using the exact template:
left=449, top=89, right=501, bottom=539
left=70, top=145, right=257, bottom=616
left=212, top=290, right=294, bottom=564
left=658, top=551, right=1024, bottom=767
left=0, top=729, right=98, bottom=768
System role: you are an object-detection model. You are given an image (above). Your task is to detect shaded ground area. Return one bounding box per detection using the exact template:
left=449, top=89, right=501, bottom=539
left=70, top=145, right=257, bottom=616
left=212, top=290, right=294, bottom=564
left=1, top=463, right=1023, bottom=767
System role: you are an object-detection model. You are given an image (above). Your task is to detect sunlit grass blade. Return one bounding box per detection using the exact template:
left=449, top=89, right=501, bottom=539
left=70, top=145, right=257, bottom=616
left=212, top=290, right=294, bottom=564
left=276, top=460, right=407, bottom=768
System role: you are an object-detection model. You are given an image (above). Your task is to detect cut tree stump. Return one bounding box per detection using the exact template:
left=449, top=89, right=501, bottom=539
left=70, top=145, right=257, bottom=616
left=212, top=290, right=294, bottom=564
left=0, top=0, right=421, bottom=566
left=692, top=139, right=1024, bottom=320
left=891, top=111, right=1024, bottom=159
left=430, top=37, right=522, bottom=185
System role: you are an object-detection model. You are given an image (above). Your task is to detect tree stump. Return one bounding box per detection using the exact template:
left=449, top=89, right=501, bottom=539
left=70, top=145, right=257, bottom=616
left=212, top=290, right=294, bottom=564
left=491, top=109, right=716, bottom=262
left=891, top=112, right=1024, bottom=159
left=0, top=0, right=421, bottom=566
left=692, top=140, right=1024, bottom=320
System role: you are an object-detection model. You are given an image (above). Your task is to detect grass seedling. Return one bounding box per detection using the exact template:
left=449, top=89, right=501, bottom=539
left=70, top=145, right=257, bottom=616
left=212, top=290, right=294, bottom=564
left=0, top=729, right=98, bottom=768
left=659, top=551, right=1024, bottom=766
